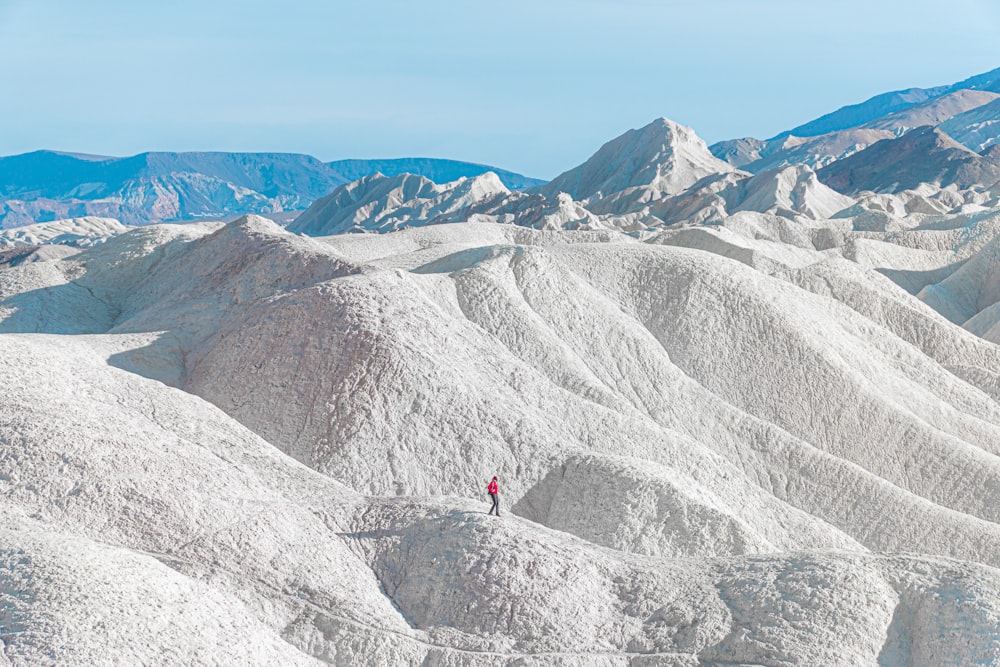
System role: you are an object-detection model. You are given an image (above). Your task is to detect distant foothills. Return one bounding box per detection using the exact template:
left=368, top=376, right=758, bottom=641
left=2, top=65, right=999, bottom=230
left=0, top=152, right=546, bottom=228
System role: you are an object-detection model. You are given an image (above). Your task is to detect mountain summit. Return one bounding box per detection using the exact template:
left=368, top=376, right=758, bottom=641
left=537, top=117, right=735, bottom=205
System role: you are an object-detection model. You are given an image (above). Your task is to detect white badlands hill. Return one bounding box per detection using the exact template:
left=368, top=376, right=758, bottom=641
left=709, top=66, right=1000, bottom=173
left=288, top=171, right=509, bottom=236
left=0, top=216, right=129, bottom=248
left=2, top=208, right=1000, bottom=663
left=536, top=117, right=737, bottom=213
left=290, top=113, right=1000, bottom=238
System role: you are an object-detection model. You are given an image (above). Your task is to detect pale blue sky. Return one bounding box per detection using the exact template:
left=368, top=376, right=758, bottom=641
left=1, top=0, right=999, bottom=178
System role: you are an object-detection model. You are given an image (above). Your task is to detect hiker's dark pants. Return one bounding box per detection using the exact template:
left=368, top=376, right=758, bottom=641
left=489, top=493, right=500, bottom=516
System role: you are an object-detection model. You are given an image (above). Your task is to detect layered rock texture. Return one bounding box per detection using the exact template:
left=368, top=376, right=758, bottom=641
left=5, top=66, right=1000, bottom=665
left=0, top=216, right=129, bottom=247
left=3, top=201, right=1000, bottom=663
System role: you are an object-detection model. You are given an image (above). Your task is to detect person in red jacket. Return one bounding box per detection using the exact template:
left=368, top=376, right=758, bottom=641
left=487, top=476, right=500, bottom=517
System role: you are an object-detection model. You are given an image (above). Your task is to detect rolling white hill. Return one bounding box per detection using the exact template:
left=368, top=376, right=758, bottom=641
left=2, top=207, right=1000, bottom=663
left=0, top=216, right=129, bottom=247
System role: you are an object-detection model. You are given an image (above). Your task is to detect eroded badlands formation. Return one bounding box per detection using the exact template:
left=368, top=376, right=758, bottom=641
left=4, top=105, right=1000, bottom=665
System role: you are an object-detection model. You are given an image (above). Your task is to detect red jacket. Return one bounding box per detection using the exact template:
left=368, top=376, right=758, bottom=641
left=488, top=479, right=498, bottom=495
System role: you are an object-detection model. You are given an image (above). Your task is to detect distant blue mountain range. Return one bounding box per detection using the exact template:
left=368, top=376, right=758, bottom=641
left=774, top=67, right=1000, bottom=139
left=0, top=151, right=545, bottom=228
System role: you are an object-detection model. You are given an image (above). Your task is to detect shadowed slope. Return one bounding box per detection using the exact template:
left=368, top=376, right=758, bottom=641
left=4, top=217, right=1000, bottom=662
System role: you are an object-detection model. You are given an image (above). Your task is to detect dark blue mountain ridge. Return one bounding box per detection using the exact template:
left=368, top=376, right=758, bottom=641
left=0, top=151, right=336, bottom=201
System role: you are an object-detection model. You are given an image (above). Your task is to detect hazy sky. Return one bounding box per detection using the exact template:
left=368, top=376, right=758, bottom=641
left=1, top=0, right=999, bottom=177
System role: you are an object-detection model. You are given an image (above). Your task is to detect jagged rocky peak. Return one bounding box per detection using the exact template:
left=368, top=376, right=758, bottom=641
left=289, top=171, right=510, bottom=236
left=650, top=164, right=854, bottom=225
left=729, top=164, right=855, bottom=220
left=445, top=170, right=510, bottom=202
left=345, top=171, right=440, bottom=201
left=500, top=191, right=611, bottom=231
left=537, top=117, right=736, bottom=204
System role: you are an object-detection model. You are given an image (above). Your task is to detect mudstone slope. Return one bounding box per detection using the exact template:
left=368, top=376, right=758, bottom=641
left=5, top=87, right=1000, bottom=664
left=2, top=203, right=1000, bottom=663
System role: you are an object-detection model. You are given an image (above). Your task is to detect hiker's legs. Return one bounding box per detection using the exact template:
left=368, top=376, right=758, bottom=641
left=489, top=493, right=499, bottom=516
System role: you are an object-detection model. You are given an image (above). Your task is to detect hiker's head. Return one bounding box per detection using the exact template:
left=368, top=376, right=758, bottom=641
left=492, top=476, right=497, bottom=480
